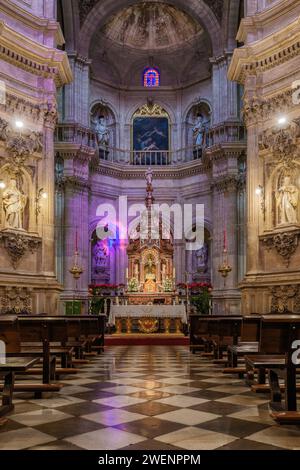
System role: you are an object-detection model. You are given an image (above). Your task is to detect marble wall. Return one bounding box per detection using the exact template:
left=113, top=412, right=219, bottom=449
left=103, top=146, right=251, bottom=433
left=0, top=0, right=71, bottom=313
left=229, top=0, right=300, bottom=314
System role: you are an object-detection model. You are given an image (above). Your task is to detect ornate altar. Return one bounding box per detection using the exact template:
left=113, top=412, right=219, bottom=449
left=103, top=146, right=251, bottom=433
left=127, top=169, right=175, bottom=296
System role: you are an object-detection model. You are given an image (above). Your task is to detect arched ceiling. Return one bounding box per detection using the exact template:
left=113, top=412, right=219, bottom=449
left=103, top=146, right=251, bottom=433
left=101, top=3, right=204, bottom=51
left=89, top=2, right=212, bottom=88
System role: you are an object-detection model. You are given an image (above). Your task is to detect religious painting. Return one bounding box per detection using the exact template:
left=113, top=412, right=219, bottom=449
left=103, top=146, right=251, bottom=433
left=133, top=117, right=169, bottom=151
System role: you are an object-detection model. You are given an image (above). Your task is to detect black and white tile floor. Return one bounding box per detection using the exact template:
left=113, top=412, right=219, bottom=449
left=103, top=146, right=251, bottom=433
left=1, top=346, right=300, bottom=450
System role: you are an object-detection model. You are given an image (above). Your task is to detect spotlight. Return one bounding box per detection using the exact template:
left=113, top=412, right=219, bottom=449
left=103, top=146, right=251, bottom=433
left=0, top=181, right=6, bottom=189
left=278, top=116, right=287, bottom=125
left=15, top=120, right=24, bottom=129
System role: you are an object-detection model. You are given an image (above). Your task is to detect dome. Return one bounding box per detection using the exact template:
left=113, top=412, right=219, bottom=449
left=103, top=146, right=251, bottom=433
left=101, top=2, right=204, bottom=52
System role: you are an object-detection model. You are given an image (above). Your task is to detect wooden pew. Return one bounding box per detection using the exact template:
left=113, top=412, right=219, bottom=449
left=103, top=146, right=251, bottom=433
left=208, top=317, right=242, bottom=361
left=244, top=315, right=300, bottom=387
left=0, top=357, right=40, bottom=417
left=189, top=314, right=242, bottom=356
left=224, top=315, right=261, bottom=375
left=0, top=316, right=66, bottom=396
left=244, top=315, right=300, bottom=414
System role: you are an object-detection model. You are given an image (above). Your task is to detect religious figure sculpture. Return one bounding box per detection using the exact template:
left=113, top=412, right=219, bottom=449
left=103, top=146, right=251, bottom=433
left=2, top=179, right=27, bottom=230
left=93, top=115, right=110, bottom=146
left=93, top=240, right=108, bottom=267
left=276, top=176, right=299, bottom=225
left=193, top=114, right=205, bottom=147
left=145, top=256, right=156, bottom=281
left=196, top=243, right=209, bottom=270
left=145, top=168, right=153, bottom=187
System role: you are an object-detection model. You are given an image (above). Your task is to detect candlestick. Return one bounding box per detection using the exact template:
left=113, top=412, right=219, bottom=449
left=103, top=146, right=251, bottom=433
left=75, top=229, right=79, bottom=252
left=223, top=227, right=227, bottom=251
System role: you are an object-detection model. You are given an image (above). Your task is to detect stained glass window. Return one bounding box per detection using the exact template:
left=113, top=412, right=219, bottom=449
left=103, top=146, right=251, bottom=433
left=143, top=67, right=160, bottom=87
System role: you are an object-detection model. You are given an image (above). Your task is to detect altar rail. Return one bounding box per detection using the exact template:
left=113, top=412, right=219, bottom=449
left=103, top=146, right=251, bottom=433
left=55, top=122, right=246, bottom=166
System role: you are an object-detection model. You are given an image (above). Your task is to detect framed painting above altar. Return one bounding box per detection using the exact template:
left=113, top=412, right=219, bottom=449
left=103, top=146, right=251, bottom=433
left=133, top=117, right=169, bottom=151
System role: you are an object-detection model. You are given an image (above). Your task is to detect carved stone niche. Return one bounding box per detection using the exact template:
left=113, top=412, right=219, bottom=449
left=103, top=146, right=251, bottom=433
left=260, top=229, right=300, bottom=267
left=0, top=230, right=41, bottom=269
left=0, top=286, right=32, bottom=314
left=270, top=285, right=299, bottom=314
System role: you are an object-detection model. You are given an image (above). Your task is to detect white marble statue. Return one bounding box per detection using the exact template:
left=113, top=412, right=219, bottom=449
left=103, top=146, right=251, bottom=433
left=145, top=168, right=153, bottom=186
left=93, top=115, right=110, bottom=146
left=193, top=114, right=205, bottom=147
left=276, top=176, right=299, bottom=225
left=2, top=179, right=27, bottom=230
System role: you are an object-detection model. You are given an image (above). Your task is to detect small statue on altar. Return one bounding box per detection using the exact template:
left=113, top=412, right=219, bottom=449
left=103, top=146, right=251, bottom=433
left=145, top=256, right=156, bottom=281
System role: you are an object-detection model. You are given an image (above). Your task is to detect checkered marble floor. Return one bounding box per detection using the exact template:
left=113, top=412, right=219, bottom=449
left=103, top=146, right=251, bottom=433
left=1, top=346, right=300, bottom=450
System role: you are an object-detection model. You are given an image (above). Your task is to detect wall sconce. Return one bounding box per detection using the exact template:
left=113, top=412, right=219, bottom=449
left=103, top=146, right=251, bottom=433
left=256, top=185, right=265, bottom=214
left=0, top=180, right=6, bottom=189
left=36, top=188, right=48, bottom=216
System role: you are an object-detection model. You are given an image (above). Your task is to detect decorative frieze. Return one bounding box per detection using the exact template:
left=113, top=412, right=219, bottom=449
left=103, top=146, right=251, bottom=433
left=258, top=120, right=300, bottom=167
left=261, top=230, right=300, bottom=266
left=243, top=88, right=300, bottom=125
left=211, top=176, right=239, bottom=193
left=0, top=286, right=32, bottom=314
left=0, top=231, right=41, bottom=268
left=0, top=117, right=43, bottom=170
left=270, top=284, right=299, bottom=314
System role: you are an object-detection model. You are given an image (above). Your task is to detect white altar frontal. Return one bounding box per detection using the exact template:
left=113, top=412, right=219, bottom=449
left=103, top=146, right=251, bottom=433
left=109, top=305, right=187, bottom=334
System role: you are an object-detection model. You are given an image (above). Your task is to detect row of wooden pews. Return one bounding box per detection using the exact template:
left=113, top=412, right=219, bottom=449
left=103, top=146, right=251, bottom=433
left=190, top=313, right=300, bottom=425
left=0, top=314, right=106, bottom=417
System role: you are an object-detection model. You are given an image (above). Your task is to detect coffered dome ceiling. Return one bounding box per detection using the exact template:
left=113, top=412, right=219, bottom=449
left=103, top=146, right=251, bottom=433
left=101, top=3, right=204, bottom=51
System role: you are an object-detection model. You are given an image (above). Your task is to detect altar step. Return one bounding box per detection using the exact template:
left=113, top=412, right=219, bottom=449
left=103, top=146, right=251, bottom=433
left=105, top=334, right=189, bottom=346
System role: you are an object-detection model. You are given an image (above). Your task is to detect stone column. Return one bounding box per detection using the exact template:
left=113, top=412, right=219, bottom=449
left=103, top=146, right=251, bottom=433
left=64, top=54, right=91, bottom=126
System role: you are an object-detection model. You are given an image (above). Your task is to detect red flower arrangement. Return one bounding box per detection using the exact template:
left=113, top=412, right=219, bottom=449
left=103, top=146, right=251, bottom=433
left=188, top=282, right=212, bottom=290
left=89, top=284, right=118, bottom=289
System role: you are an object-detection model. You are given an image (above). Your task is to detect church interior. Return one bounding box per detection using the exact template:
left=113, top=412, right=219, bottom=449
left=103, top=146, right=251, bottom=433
left=0, top=0, right=300, bottom=454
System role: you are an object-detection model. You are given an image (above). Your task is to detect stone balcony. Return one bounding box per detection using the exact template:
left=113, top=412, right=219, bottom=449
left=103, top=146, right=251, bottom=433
left=55, top=121, right=246, bottom=167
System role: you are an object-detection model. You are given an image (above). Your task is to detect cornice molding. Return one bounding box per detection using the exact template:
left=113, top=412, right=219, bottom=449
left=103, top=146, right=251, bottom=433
left=0, top=0, right=65, bottom=46
left=55, top=142, right=96, bottom=162
left=0, top=20, right=72, bottom=87
left=91, top=159, right=211, bottom=180
left=229, top=17, right=300, bottom=84
left=237, top=0, right=300, bottom=44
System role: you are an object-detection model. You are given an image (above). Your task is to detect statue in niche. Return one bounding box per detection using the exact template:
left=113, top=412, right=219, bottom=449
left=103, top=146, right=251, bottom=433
left=196, top=243, right=208, bottom=271
left=93, top=115, right=110, bottom=147
left=93, top=240, right=109, bottom=268
left=2, top=179, right=27, bottom=230
left=193, top=114, right=205, bottom=147
left=145, top=256, right=156, bottom=281
left=275, top=175, right=299, bottom=225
